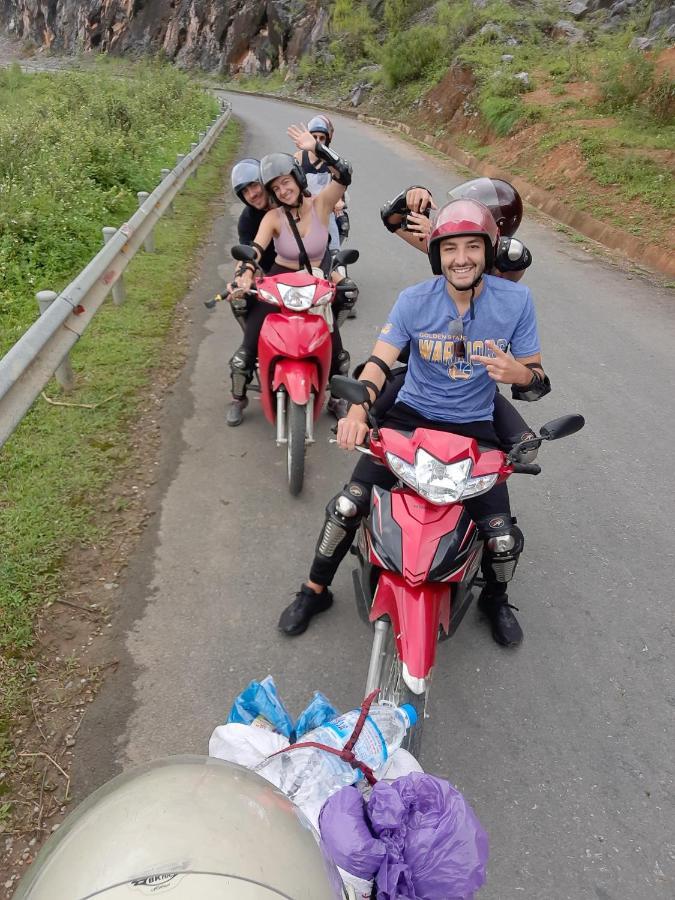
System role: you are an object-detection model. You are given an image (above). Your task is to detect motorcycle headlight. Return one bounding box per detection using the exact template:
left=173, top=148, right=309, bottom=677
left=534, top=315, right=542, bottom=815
left=386, top=449, right=473, bottom=505
left=257, top=287, right=279, bottom=305
left=461, top=472, right=499, bottom=498
left=414, top=451, right=472, bottom=504
left=314, top=289, right=333, bottom=306
left=385, top=451, right=417, bottom=491
left=386, top=448, right=500, bottom=504
left=277, top=283, right=315, bottom=311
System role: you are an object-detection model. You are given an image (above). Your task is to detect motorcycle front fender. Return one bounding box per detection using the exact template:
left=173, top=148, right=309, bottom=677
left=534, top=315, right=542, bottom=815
left=369, top=571, right=450, bottom=684
left=272, top=359, right=320, bottom=408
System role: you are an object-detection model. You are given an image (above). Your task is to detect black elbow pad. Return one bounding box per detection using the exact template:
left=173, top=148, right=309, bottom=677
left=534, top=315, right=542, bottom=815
left=511, top=368, right=551, bottom=402
left=314, top=141, right=352, bottom=186
left=380, top=190, right=408, bottom=232
left=331, top=159, right=352, bottom=187
left=495, top=237, right=532, bottom=273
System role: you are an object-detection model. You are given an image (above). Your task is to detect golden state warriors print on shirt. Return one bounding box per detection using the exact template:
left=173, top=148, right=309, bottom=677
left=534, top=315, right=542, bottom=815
left=377, top=275, right=540, bottom=423
left=417, top=332, right=509, bottom=381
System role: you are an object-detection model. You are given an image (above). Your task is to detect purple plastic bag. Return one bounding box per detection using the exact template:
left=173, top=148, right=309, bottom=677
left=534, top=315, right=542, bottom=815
left=319, top=786, right=386, bottom=880
left=367, top=773, right=489, bottom=900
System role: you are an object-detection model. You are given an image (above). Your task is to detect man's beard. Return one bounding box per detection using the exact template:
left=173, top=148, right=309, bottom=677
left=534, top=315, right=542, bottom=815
left=443, top=263, right=485, bottom=292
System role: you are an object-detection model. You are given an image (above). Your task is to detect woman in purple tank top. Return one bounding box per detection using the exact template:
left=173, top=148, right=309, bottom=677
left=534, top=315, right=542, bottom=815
left=225, top=126, right=354, bottom=426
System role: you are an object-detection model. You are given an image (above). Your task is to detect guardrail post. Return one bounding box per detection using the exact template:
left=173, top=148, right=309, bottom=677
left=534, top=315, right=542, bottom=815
left=190, top=143, right=198, bottom=177
left=102, top=227, right=126, bottom=305
left=36, top=291, right=75, bottom=392
left=177, top=153, right=185, bottom=167
left=137, top=192, right=156, bottom=252
left=199, top=131, right=206, bottom=142
left=160, top=169, right=175, bottom=215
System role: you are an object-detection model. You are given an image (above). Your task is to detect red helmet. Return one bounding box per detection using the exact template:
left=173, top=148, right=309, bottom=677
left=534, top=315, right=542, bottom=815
left=448, top=177, right=523, bottom=237
left=428, top=199, right=499, bottom=275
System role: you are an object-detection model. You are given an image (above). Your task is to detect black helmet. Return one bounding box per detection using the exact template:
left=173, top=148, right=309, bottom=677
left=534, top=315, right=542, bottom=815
left=259, top=153, right=308, bottom=204
left=231, top=158, right=262, bottom=206
left=448, top=177, right=523, bottom=237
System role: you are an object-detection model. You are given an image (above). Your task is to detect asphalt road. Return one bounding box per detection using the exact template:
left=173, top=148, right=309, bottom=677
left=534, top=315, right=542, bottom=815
left=72, top=93, right=674, bottom=899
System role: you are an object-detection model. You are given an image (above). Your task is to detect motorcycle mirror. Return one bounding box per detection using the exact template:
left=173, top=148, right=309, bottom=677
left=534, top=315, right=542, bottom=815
left=231, top=244, right=257, bottom=262
left=539, top=414, right=585, bottom=441
left=329, top=375, right=369, bottom=405
left=332, top=248, right=359, bottom=267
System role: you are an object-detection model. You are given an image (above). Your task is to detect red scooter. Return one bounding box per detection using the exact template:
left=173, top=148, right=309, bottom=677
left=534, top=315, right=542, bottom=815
left=229, top=246, right=358, bottom=495
left=329, top=376, right=584, bottom=756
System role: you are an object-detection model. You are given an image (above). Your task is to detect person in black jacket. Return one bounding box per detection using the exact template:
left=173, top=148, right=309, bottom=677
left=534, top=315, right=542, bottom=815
left=224, top=159, right=275, bottom=426
left=231, top=158, right=276, bottom=274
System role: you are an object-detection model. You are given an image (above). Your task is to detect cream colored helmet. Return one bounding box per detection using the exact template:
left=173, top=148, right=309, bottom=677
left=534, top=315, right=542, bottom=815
left=15, top=756, right=353, bottom=899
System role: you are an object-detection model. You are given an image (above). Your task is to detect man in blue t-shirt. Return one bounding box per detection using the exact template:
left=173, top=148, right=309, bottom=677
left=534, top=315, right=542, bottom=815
left=279, top=199, right=551, bottom=646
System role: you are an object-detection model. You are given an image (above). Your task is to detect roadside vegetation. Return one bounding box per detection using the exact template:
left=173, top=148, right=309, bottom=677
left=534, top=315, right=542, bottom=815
left=231, top=0, right=674, bottom=247
left=0, top=61, right=238, bottom=832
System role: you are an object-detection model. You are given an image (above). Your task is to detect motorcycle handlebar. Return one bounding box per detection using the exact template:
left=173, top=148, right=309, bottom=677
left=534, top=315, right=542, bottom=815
left=510, top=462, right=541, bottom=475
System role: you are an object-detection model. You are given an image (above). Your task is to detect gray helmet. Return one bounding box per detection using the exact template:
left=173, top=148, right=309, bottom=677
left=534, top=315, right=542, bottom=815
left=15, top=756, right=350, bottom=899
left=260, top=152, right=308, bottom=201
left=307, top=114, right=334, bottom=146
left=231, top=157, right=262, bottom=206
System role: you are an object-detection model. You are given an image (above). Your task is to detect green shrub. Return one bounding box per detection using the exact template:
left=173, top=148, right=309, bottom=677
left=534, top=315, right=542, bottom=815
left=645, top=74, right=675, bottom=125
left=384, top=0, right=428, bottom=34
left=599, top=50, right=654, bottom=113
left=479, top=95, right=525, bottom=136
left=331, top=0, right=378, bottom=62
left=381, top=24, right=445, bottom=87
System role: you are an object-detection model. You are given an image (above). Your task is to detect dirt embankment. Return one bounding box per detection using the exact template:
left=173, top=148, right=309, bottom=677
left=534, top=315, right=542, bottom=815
left=391, top=53, right=674, bottom=275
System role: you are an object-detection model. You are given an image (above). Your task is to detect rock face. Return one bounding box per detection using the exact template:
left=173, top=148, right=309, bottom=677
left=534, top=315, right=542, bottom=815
left=0, top=0, right=330, bottom=73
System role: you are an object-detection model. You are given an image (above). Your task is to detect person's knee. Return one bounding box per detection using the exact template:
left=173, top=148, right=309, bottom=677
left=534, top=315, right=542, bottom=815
left=229, top=346, right=255, bottom=397
left=478, top=516, right=524, bottom=584
left=315, top=483, right=370, bottom=558
left=334, top=349, right=350, bottom=377
left=502, top=428, right=539, bottom=461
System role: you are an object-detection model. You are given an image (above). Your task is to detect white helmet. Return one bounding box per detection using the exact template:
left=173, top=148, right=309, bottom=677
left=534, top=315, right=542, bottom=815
left=15, top=756, right=350, bottom=899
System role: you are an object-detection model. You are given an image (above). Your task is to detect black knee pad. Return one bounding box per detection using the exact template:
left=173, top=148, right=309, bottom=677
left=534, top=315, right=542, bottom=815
left=503, top=429, right=539, bottom=461
left=229, top=346, right=255, bottom=398
left=336, top=349, right=351, bottom=376
left=478, top=517, right=524, bottom=584
left=315, top=483, right=370, bottom=559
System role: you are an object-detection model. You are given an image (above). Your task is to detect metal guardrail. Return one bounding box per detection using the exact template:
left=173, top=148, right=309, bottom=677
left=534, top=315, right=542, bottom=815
left=0, top=98, right=232, bottom=449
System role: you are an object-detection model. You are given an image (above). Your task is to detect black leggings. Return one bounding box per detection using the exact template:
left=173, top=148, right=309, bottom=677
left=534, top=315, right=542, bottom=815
left=240, top=262, right=346, bottom=376
left=309, top=403, right=512, bottom=587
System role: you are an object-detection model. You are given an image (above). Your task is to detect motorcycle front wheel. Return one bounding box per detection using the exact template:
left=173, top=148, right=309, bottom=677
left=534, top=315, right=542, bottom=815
left=371, top=618, right=426, bottom=759
left=287, top=400, right=306, bottom=496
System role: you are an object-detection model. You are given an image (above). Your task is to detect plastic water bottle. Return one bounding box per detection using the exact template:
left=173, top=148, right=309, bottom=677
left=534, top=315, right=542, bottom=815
left=255, top=704, right=417, bottom=815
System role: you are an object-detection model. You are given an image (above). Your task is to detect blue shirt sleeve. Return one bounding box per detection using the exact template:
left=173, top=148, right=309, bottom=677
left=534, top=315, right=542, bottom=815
left=378, top=293, right=411, bottom=349
left=509, top=288, right=540, bottom=358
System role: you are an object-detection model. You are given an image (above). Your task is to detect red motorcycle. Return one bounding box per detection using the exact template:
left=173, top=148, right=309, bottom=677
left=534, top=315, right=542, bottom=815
left=228, top=245, right=358, bottom=495
left=330, top=376, right=584, bottom=756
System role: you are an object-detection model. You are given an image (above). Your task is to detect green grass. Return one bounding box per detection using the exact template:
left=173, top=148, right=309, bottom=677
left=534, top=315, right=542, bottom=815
left=226, top=69, right=287, bottom=94
left=0, top=76, right=240, bottom=786
left=0, top=60, right=219, bottom=355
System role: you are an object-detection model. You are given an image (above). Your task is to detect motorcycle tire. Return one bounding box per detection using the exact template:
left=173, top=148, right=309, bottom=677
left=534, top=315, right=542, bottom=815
left=373, top=618, right=426, bottom=759
left=287, top=400, right=306, bottom=496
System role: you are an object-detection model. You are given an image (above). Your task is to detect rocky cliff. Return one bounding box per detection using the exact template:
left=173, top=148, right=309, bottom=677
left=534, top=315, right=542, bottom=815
left=2, top=0, right=673, bottom=72
left=0, top=0, right=330, bottom=73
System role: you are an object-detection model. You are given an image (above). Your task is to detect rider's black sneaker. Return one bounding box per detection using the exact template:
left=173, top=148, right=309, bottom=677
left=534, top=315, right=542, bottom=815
left=327, top=397, right=349, bottom=420
left=477, top=589, right=523, bottom=647
left=226, top=397, right=248, bottom=427
left=278, top=585, right=333, bottom=636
